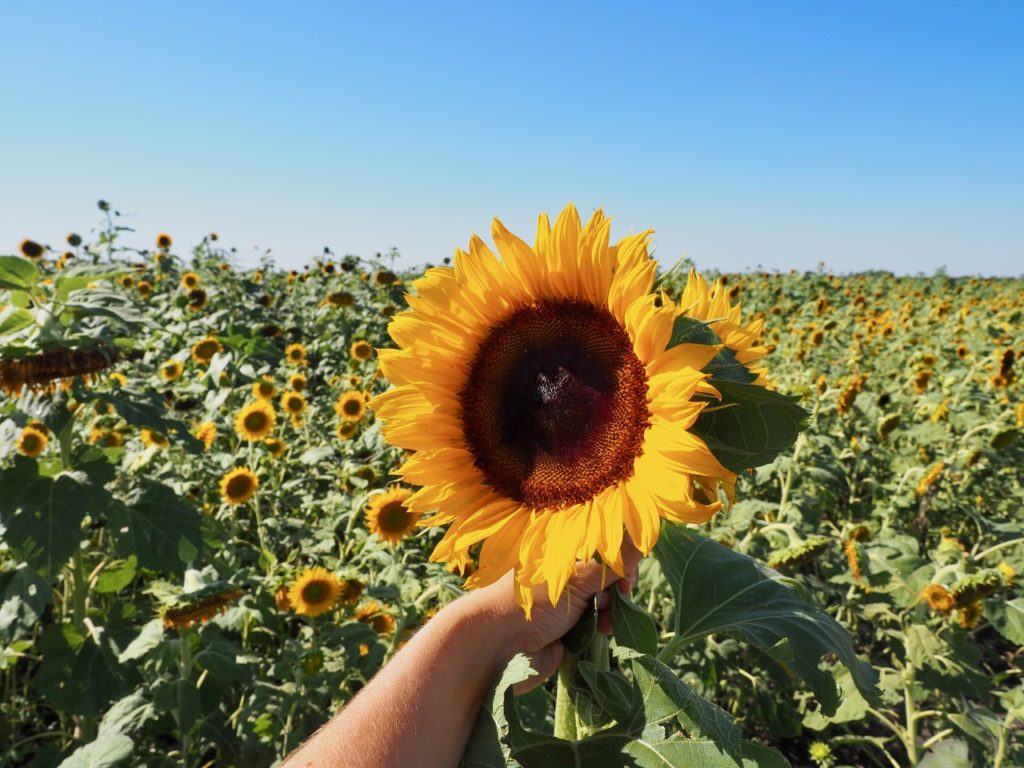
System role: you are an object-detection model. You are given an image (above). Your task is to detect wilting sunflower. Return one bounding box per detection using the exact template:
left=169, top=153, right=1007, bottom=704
left=365, top=486, right=418, bottom=543
left=186, top=288, right=207, bottom=311
left=160, top=359, right=184, bottom=381
left=281, top=390, right=307, bottom=418
left=334, top=391, right=366, bottom=422
left=289, top=372, right=307, bottom=392
left=137, top=280, right=153, bottom=298
left=350, top=339, right=374, bottom=361
left=162, top=582, right=243, bottom=630
left=252, top=378, right=277, bottom=400
left=325, top=290, right=355, bottom=308
left=191, top=337, right=222, bottom=366
left=370, top=204, right=731, bottom=614
left=16, top=425, right=48, bottom=457
left=220, top=467, right=259, bottom=506
left=234, top=401, right=277, bottom=441
left=288, top=567, right=343, bottom=617
left=921, top=584, right=955, bottom=614
left=140, top=429, right=169, bottom=449
left=194, top=421, right=217, bottom=451
left=337, top=421, right=358, bottom=440
left=284, top=343, right=307, bottom=365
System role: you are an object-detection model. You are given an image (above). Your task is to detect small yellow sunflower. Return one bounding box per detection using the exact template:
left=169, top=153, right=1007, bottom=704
left=119, top=275, right=135, bottom=289
left=281, top=390, right=307, bottom=417
left=288, top=567, right=343, bottom=617
left=194, top=421, right=217, bottom=451
left=156, top=233, right=173, bottom=249
left=333, top=391, right=366, bottom=422
left=16, top=426, right=48, bottom=457
left=160, top=359, right=184, bottom=381
left=264, top=437, right=286, bottom=457
left=181, top=272, right=201, bottom=290
left=289, top=372, right=307, bottom=392
left=350, top=339, right=374, bottom=361
left=355, top=600, right=395, bottom=635
left=220, top=467, right=259, bottom=506
left=137, top=280, right=153, bottom=298
left=108, top=372, right=128, bottom=387
left=186, top=288, right=208, bottom=311
left=921, top=583, right=955, bottom=614
left=365, top=486, right=418, bottom=543
left=191, top=337, right=223, bottom=366
left=19, top=239, right=45, bottom=258
left=284, top=343, right=307, bottom=366
left=88, top=427, right=124, bottom=448
left=234, top=401, right=277, bottom=441
left=337, top=421, right=358, bottom=440
left=252, top=378, right=277, bottom=400
left=140, top=429, right=169, bottom=449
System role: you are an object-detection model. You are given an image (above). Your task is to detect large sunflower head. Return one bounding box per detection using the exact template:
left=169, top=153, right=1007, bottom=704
left=370, top=205, right=731, bottom=614
left=365, top=486, right=418, bottom=543
left=234, top=401, right=277, bottom=441
left=288, top=567, right=343, bottom=617
left=220, top=467, right=259, bottom=506
left=334, top=391, right=367, bottom=422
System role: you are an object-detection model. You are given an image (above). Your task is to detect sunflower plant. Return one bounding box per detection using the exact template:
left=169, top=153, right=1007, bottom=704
left=370, top=205, right=878, bottom=765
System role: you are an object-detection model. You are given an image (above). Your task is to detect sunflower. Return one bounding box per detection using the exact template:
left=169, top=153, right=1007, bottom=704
left=350, top=339, right=374, bottom=361
left=234, top=401, right=277, bottom=441
left=252, top=378, right=277, bottom=400
left=337, top=421, right=358, bottom=440
left=281, top=390, right=307, bottom=418
left=370, top=204, right=730, bottom=614
left=181, top=272, right=201, bottom=290
left=108, top=371, right=127, bottom=387
left=325, top=291, right=355, bottom=308
left=140, top=429, right=169, bottom=449
left=355, top=600, right=396, bottom=635
left=19, top=239, right=44, bottom=259
left=67, top=233, right=82, bottom=247
left=156, top=233, right=173, bottom=249
left=678, top=268, right=768, bottom=384
left=191, top=337, right=222, bottom=366
left=338, top=578, right=364, bottom=605
left=195, top=421, right=217, bottom=451
left=288, top=567, right=343, bottom=617
left=186, top=288, right=207, bottom=311
left=265, top=437, right=286, bottom=457
left=119, top=275, right=135, bottom=289
left=16, top=426, right=48, bottom=457
left=136, top=280, right=153, bottom=298
left=220, top=467, right=259, bottom=506
left=921, top=584, right=954, bottom=614
left=289, top=372, right=307, bottom=392
left=334, top=391, right=366, bottom=422
left=88, top=427, right=123, bottom=448
left=162, top=583, right=243, bottom=630
left=365, top=486, right=418, bottom=543
left=284, top=343, right=307, bottom=366
left=160, top=359, right=184, bottom=381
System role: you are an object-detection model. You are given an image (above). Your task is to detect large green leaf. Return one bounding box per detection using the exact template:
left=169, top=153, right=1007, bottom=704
left=0, top=306, right=35, bottom=337
left=0, top=564, right=52, bottom=642
left=0, top=255, right=41, bottom=291
left=0, top=456, right=113, bottom=577
left=692, top=381, right=808, bottom=473
left=460, top=653, right=537, bottom=768
left=57, top=731, right=134, bottom=768
left=33, top=624, right=137, bottom=716
left=611, top=589, right=659, bottom=657
left=654, top=524, right=878, bottom=716
left=108, top=482, right=204, bottom=572
left=625, top=740, right=789, bottom=768
left=985, top=598, right=1024, bottom=646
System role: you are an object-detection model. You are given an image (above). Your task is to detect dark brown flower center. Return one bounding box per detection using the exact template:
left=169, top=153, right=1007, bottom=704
left=301, top=581, right=329, bottom=605
left=244, top=411, right=269, bottom=431
left=377, top=500, right=413, bottom=533
left=227, top=475, right=253, bottom=498
left=460, top=300, right=649, bottom=508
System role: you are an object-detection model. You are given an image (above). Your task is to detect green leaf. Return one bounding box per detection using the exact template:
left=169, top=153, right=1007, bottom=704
left=33, top=624, right=136, bottom=716
left=0, top=564, right=52, bottom=642
left=460, top=653, right=538, bottom=768
left=55, top=265, right=126, bottom=302
left=94, top=556, right=138, bottom=594
left=0, top=255, right=41, bottom=291
left=57, top=731, right=134, bottom=768
left=668, top=316, right=720, bottom=347
left=118, top=620, right=165, bottom=663
left=0, top=306, right=35, bottom=337
left=654, top=524, right=879, bottom=716
left=577, top=661, right=640, bottom=727
left=109, top=482, right=203, bottom=572
left=0, top=456, right=113, bottom=577
left=611, top=589, right=659, bottom=657
left=985, top=598, right=1024, bottom=646
left=705, top=346, right=757, bottom=384
left=692, top=381, right=808, bottom=472
left=92, top=391, right=203, bottom=454
left=562, top=597, right=598, bottom=655
left=916, top=739, right=970, bottom=768
left=625, top=739, right=790, bottom=768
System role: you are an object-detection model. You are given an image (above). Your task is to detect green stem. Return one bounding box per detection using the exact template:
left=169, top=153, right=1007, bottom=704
left=553, top=656, right=578, bottom=740
left=179, top=629, right=192, bottom=767
left=71, top=551, right=88, bottom=631
left=904, top=671, right=919, bottom=765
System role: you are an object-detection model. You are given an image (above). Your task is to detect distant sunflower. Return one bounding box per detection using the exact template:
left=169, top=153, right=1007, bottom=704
left=17, top=425, right=48, bottom=457
left=220, top=467, right=259, bottom=505
left=140, top=429, right=169, bottom=449
left=119, top=275, right=135, bottom=289
left=281, top=390, right=307, bottom=418
left=350, top=340, right=374, bottom=361
left=191, top=337, right=222, bottom=366
left=338, top=578, right=364, bottom=605
left=195, top=421, right=217, bottom=451
left=337, top=421, right=358, bottom=440
left=108, top=371, right=127, bottom=387
left=370, top=205, right=730, bottom=614
left=334, top=391, right=366, bottom=422
left=921, top=584, right=954, bottom=614
left=181, top=272, right=201, bottom=290
left=156, top=233, right=173, bottom=249
left=365, top=486, right=418, bottom=543
left=234, top=401, right=277, bottom=441
left=19, top=239, right=44, bottom=259
left=289, top=372, right=307, bottom=392
left=355, top=599, right=395, bottom=635
left=325, top=291, right=355, bottom=308
left=136, top=280, right=153, bottom=298
left=186, top=288, right=207, bottom=311
left=285, top=343, right=307, bottom=366
left=161, top=583, right=243, bottom=630
left=288, top=567, right=343, bottom=617
left=264, top=437, right=286, bottom=457
left=160, top=359, right=184, bottom=381
left=252, top=378, right=277, bottom=400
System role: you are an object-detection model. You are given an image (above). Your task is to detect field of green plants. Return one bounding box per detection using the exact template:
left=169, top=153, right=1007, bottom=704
left=2, top=206, right=1022, bottom=767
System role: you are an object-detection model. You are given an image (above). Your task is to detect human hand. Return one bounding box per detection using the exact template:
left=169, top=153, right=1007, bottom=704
left=460, top=539, right=642, bottom=694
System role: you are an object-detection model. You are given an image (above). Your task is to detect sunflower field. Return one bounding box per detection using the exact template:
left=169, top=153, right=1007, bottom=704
left=2, top=204, right=1023, bottom=768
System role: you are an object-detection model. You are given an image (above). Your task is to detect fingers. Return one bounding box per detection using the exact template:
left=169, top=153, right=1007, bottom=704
left=512, top=641, right=564, bottom=695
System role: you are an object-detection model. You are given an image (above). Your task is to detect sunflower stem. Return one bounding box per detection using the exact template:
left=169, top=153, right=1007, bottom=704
left=553, top=655, right=578, bottom=741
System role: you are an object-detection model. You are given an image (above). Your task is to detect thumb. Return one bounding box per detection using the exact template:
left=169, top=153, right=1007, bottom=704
left=513, top=641, right=564, bottom=695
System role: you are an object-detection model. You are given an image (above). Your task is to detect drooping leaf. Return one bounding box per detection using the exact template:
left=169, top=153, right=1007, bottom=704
left=654, top=524, right=879, bottom=716
left=57, top=731, right=135, bottom=768
left=0, top=563, right=52, bottom=641
left=667, top=316, right=720, bottom=347
left=625, top=739, right=790, bottom=768
left=0, top=306, right=35, bottom=337
left=692, top=381, right=809, bottom=473
left=460, top=653, right=538, bottom=768
left=985, top=598, right=1024, bottom=646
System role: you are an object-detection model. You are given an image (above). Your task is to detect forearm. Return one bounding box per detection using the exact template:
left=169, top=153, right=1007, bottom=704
left=282, top=590, right=512, bottom=768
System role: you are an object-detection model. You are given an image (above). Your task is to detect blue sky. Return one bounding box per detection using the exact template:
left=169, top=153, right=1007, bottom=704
left=1, top=1, right=1021, bottom=275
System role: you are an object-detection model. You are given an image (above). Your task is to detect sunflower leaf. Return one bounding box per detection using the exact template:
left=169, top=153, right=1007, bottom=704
left=108, top=482, right=204, bottom=573
left=692, top=381, right=808, bottom=472
left=667, top=316, right=720, bottom=347
left=653, top=524, right=879, bottom=717
left=92, top=390, right=203, bottom=454
left=0, top=256, right=41, bottom=291
left=611, top=589, right=659, bottom=656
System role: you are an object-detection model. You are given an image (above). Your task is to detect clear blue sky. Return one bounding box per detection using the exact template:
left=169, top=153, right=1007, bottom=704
left=2, top=1, right=1021, bottom=276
